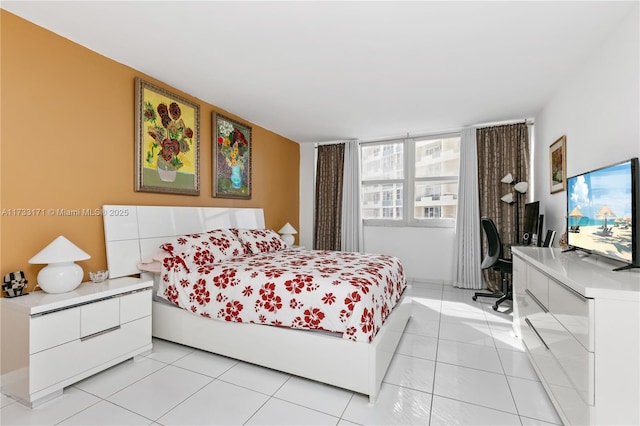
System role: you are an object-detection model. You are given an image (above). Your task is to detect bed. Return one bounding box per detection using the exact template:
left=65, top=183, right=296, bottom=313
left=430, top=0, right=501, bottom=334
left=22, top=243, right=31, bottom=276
left=103, top=204, right=411, bottom=403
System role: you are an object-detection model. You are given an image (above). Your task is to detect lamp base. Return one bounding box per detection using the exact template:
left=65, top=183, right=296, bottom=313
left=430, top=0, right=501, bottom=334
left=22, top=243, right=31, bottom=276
left=37, top=262, right=84, bottom=293
left=281, top=234, right=295, bottom=247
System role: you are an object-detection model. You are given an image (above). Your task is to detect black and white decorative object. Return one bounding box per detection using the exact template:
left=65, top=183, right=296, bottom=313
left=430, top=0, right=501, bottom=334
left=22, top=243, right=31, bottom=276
left=3, top=271, right=28, bottom=297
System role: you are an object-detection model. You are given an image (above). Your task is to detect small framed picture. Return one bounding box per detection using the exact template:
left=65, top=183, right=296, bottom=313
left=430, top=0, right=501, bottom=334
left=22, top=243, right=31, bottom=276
left=212, top=113, right=252, bottom=199
left=549, top=135, right=566, bottom=193
left=135, top=77, right=200, bottom=195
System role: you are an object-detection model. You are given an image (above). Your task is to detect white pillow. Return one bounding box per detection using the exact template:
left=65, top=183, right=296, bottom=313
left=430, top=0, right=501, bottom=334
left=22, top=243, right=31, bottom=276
left=159, top=229, right=245, bottom=266
left=234, top=229, right=287, bottom=254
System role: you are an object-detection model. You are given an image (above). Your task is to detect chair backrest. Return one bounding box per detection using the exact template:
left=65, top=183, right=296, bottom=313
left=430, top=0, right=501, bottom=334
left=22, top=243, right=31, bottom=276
left=481, top=216, right=503, bottom=270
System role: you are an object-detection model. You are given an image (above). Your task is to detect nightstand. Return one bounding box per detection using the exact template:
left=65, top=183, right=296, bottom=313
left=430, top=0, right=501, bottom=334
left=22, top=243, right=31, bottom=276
left=0, top=276, right=153, bottom=407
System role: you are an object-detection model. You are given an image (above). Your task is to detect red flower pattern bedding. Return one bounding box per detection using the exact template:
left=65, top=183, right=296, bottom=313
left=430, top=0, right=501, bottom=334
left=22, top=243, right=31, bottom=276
left=158, top=248, right=406, bottom=343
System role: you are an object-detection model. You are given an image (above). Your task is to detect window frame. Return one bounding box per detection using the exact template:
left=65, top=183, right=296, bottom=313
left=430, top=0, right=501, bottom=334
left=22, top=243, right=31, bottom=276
left=361, top=132, right=460, bottom=228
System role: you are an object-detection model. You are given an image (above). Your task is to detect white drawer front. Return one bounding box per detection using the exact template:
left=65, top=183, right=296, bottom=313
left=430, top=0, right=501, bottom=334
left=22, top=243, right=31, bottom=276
left=548, top=380, right=592, bottom=426
left=527, top=266, right=549, bottom=309
left=548, top=279, right=594, bottom=351
left=30, top=309, right=80, bottom=354
left=533, top=309, right=594, bottom=405
left=30, top=316, right=152, bottom=393
left=80, top=298, right=120, bottom=338
left=120, top=290, right=152, bottom=323
left=523, top=318, right=592, bottom=426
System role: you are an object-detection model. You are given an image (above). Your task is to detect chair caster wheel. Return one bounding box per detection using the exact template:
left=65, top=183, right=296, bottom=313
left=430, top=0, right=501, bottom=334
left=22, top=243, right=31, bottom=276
left=492, top=305, right=498, bottom=311
left=472, top=296, right=477, bottom=301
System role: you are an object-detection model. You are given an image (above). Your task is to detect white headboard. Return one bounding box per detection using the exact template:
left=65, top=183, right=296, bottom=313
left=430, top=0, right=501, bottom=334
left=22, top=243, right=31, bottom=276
left=103, top=205, right=265, bottom=278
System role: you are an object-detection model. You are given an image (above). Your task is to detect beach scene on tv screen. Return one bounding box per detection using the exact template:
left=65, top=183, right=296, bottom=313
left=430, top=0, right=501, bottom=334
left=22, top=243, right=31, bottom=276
left=567, top=162, right=633, bottom=263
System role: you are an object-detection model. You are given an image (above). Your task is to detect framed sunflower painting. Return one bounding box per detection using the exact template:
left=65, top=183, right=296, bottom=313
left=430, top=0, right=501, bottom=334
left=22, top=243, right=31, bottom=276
left=135, top=77, right=200, bottom=195
left=213, top=113, right=252, bottom=199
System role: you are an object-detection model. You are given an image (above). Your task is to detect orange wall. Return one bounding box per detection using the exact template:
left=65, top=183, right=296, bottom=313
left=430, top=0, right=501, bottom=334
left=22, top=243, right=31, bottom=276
left=0, top=11, right=300, bottom=293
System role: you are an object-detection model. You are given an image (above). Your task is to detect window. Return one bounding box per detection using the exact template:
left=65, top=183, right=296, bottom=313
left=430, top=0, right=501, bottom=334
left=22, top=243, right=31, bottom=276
left=361, top=134, right=460, bottom=227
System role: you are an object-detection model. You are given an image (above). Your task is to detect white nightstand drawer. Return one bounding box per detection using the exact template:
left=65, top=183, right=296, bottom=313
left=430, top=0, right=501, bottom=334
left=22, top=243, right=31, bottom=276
left=548, top=279, right=594, bottom=351
left=120, top=290, right=151, bottom=323
left=30, top=309, right=80, bottom=354
left=30, top=316, right=151, bottom=393
left=80, top=298, right=120, bottom=338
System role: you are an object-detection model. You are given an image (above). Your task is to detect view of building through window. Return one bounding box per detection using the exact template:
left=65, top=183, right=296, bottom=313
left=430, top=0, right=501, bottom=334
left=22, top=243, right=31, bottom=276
left=361, top=135, right=460, bottom=225
left=361, top=141, right=404, bottom=220
left=413, top=137, right=460, bottom=220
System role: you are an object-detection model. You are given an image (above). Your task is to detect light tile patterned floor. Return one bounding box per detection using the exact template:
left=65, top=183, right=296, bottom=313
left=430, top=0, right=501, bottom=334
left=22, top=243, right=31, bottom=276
left=0, top=282, right=562, bottom=425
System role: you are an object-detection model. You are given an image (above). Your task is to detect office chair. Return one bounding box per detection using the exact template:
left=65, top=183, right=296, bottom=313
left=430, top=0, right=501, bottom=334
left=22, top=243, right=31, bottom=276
left=472, top=216, right=513, bottom=311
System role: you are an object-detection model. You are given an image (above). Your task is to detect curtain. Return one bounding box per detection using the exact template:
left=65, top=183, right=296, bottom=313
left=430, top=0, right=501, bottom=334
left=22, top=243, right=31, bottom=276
left=477, top=123, right=529, bottom=291
left=452, top=128, right=483, bottom=289
left=341, top=140, right=362, bottom=252
left=314, top=143, right=345, bottom=251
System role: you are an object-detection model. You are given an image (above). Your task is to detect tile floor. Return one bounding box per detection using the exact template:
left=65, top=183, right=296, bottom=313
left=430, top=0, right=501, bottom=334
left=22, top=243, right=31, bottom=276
left=1, top=282, right=562, bottom=425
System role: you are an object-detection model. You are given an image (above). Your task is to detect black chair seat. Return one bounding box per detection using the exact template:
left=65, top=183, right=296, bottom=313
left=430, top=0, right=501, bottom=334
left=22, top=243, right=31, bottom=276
left=472, top=217, right=513, bottom=311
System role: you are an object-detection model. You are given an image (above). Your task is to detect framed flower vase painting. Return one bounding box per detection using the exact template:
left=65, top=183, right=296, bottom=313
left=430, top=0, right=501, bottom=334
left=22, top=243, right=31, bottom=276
left=549, top=135, right=566, bottom=194
left=135, top=77, right=200, bottom=195
left=213, top=113, right=252, bottom=199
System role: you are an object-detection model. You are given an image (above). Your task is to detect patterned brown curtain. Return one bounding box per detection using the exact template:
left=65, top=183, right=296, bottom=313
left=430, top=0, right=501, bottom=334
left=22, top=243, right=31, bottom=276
left=314, top=143, right=345, bottom=250
left=477, top=123, right=529, bottom=291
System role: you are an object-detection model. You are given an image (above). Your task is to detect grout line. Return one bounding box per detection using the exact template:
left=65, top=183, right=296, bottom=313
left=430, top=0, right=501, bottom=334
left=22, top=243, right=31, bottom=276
left=51, top=390, right=104, bottom=426
left=426, top=284, right=443, bottom=425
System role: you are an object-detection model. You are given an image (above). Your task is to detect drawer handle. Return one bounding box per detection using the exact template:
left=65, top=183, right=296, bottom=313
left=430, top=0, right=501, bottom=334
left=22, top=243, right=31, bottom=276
left=525, top=289, right=549, bottom=313
left=524, top=318, right=549, bottom=350
left=554, top=280, right=588, bottom=302
left=80, top=325, right=121, bottom=341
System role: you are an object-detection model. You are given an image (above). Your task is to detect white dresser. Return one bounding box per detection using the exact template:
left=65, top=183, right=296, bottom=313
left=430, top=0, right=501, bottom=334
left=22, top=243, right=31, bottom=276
left=1, top=277, right=152, bottom=407
left=512, top=247, right=640, bottom=425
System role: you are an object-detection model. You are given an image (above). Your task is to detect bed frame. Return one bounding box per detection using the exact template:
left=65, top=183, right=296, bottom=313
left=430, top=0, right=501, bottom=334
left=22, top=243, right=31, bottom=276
left=103, top=204, right=411, bottom=403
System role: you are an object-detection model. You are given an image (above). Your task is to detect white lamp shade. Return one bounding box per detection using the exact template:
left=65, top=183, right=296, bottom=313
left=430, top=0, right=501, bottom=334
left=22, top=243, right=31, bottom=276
left=501, top=192, right=514, bottom=204
left=29, top=236, right=90, bottom=294
left=29, top=236, right=90, bottom=264
left=514, top=181, right=529, bottom=193
left=278, top=223, right=297, bottom=235
left=501, top=173, right=514, bottom=184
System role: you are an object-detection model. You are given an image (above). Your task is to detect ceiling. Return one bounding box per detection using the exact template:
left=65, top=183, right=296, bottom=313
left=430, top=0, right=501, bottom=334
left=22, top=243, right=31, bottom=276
left=2, top=1, right=636, bottom=143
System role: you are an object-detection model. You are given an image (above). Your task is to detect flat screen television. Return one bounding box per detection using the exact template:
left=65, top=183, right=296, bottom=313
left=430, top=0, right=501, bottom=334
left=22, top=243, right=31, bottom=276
left=566, top=157, right=639, bottom=271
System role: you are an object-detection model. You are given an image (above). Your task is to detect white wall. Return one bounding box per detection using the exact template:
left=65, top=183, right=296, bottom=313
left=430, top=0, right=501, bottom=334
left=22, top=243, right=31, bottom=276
left=363, top=226, right=455, bottom=282
left=533, top=6, right=640, bottom=240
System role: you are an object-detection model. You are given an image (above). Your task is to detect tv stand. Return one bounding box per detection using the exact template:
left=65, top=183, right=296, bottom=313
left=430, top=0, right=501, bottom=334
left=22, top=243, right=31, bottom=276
left=562, top=246, right=639, bottom=271
left=612, top=263, right=640, bottom=271
left=561, top=245, right=591, bottom=255
left=512, top=246, right=640, bottom=426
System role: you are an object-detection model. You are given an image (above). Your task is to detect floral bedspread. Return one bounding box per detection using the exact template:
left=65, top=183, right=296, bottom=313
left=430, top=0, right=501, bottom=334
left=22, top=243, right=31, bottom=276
left=158, top=249, right=407, bottom=342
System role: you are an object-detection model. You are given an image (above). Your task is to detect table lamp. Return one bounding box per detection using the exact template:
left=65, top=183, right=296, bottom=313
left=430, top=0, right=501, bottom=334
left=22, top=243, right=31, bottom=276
left=278, top=223, right=297, bottom=247
left=28, top=236, right=91, bottom=293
